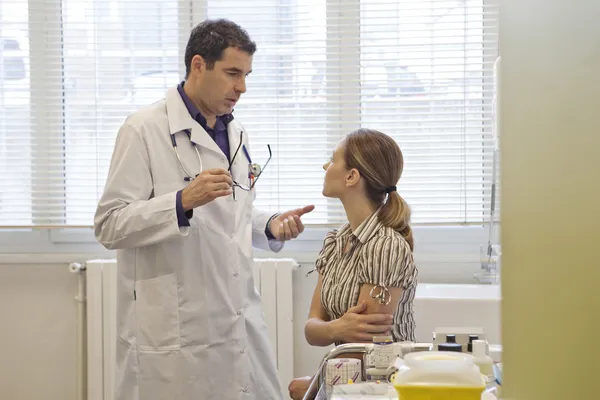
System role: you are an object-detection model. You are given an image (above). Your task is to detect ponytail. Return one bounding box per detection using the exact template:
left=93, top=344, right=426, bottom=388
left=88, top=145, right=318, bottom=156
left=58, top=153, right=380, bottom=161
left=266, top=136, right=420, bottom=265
left=378, top=191, right=414, bottom=251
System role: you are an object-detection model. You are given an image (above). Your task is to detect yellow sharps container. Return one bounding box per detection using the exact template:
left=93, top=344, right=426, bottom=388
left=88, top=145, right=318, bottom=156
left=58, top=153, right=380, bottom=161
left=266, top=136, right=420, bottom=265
left=392, top=351, right=485, bottom=400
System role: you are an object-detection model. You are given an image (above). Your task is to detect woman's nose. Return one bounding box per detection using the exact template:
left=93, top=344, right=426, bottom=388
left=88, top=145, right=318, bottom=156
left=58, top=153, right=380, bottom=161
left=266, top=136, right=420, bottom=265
left=322, top=162, right=328, bottom=171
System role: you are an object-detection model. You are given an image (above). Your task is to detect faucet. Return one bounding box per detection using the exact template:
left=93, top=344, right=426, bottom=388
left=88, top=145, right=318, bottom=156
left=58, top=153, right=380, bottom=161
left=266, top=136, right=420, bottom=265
left=475, top=243, right=501, bottom=284
left=301, top=343, right=370, bottom=400
left=477, top=86, right=501, bottom=286
left=301, top=342, right=433, bottom=400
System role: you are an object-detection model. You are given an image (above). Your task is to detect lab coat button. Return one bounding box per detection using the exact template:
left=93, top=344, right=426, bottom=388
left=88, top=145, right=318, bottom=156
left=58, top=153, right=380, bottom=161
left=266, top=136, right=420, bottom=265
left=241, top=388, right=248, bottom=393
left=233, top=272, right=239, bottom=277
left=220, top=158, right=225, bottom=163
left=236, top=310, right=241, bottom=315
left=240, top=349, right=245, bottom=354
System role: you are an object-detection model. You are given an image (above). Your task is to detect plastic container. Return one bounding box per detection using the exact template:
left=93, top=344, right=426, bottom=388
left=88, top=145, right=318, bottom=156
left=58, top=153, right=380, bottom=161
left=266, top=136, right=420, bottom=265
left=472, top=340, right=494, bottom=382
left=437, top=334, right=462, bottom=352
left=467, top=335, right=479, bottom=353
left=393, top=351, right=485, bottom=400
left=366, top=335, right=395, bottom=380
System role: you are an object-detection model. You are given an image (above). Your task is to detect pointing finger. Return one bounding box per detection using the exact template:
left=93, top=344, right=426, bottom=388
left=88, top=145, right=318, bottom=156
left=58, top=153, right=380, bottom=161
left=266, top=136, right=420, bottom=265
left=297, top=204, right=315, bottom=216
left=281, top=204, right=315, bottom=219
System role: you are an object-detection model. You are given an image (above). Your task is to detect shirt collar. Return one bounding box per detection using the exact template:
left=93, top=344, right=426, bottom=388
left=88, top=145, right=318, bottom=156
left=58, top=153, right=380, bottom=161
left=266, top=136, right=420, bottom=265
left=177, top=81, right=234, bottom=130
left=336, top=208, right=384, bottom=244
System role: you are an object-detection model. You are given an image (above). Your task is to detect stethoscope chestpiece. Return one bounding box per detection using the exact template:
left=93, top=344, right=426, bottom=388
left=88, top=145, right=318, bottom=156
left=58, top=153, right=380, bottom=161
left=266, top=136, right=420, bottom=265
left=248, top=163, right=261, bottom=178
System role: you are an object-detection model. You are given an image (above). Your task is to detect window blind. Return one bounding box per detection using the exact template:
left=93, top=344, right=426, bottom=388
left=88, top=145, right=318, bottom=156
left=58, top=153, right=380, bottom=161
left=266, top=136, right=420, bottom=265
left=0, top=0, right=499, bottom=228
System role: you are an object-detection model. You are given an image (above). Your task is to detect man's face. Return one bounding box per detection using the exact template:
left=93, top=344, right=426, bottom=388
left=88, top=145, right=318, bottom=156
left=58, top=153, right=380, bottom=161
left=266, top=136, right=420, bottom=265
left=194, top=47, right=253, bottom=116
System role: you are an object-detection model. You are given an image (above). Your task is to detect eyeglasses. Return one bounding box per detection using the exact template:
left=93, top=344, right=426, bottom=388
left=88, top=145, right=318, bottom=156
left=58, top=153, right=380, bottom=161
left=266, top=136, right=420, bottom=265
left=228, top=131, right=271, bottom=192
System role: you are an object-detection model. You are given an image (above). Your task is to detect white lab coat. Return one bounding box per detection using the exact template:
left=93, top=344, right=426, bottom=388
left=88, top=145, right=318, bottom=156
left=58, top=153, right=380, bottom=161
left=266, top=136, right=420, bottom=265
left=94, top=87, right=285, bottom=400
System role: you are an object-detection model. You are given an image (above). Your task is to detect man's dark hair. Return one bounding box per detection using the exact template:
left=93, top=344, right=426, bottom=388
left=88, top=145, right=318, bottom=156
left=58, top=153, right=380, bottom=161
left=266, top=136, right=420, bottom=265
left=184, top=19, right=256, bottom=77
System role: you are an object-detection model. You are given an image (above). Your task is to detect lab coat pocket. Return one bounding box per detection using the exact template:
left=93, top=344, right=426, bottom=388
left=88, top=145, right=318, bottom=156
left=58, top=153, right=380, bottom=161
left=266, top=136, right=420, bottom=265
left=135, top=273, right=181, bottom=350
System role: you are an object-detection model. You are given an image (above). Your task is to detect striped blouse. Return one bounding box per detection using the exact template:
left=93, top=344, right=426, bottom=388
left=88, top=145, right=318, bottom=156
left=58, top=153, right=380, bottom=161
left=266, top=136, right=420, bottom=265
left=314, top=210, right=418, bottom=343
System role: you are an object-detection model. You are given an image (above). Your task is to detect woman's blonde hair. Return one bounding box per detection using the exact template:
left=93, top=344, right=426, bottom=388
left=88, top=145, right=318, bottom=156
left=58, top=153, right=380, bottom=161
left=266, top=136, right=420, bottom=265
left=344, top=128, right=414, bottom=251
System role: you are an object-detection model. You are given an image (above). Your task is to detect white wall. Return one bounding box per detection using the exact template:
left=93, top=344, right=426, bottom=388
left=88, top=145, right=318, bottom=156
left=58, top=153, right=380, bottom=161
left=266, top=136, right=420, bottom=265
left=0, top=226, right=490, bottom=399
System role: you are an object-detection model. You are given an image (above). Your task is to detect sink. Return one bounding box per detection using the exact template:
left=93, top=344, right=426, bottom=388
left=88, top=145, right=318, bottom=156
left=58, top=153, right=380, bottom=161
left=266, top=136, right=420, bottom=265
left=413, top=283, right=501, bottom=345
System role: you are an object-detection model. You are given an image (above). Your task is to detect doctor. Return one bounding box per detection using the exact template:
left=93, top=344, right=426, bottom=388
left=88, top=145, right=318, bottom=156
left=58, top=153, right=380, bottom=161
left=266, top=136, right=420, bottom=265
left=94, top=19, right=314, bottom=400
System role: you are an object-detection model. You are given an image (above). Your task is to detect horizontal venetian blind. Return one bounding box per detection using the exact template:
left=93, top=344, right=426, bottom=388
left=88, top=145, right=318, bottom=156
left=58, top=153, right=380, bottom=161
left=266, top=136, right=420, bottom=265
left=0, top=0, right=499, bottom=228
left=0, top=0, right=32, bottom=226
left=0, top=0, right=189, bottom=227
left=209, top=0, right=500, bottom=225
left=357, top=0, right=500, bottom=225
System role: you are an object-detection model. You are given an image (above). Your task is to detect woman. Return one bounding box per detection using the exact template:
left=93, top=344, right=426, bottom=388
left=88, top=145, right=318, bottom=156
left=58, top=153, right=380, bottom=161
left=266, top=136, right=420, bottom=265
left=288, top=128, right=418, bottom=400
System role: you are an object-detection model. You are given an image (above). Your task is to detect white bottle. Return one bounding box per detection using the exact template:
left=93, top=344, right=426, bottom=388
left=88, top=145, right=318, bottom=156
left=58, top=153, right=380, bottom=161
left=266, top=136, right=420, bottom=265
left=472, top=340, right=494, bottom=383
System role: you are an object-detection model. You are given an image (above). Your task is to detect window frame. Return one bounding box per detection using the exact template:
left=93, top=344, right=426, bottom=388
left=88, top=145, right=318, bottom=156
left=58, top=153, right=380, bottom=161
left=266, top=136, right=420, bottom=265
left=0, top=0, right=498, bottom=276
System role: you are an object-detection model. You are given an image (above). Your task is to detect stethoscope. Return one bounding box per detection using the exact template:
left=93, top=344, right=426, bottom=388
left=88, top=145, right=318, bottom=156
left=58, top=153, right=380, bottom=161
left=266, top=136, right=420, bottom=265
left=170, top=129, right=202, bottom=182
left=170, top=129, right=269, bottom=191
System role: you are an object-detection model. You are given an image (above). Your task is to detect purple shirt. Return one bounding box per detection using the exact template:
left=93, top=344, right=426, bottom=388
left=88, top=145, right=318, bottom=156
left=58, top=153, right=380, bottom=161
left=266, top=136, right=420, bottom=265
left=176, top=82, right=233, bottom=160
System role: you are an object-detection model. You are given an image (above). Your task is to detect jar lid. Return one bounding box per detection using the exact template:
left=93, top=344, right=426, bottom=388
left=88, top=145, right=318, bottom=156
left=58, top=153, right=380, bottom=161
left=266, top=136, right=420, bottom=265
left=403, top=351, right=475, bottom=371
left=394, top=351, right=484, bottom=388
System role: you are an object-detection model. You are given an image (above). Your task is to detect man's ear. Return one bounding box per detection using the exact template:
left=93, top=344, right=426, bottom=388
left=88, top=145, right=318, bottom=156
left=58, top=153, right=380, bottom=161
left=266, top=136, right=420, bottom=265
left=191, top=55, right=205, bottom=74
left=345, top=168, right=361, bottom=188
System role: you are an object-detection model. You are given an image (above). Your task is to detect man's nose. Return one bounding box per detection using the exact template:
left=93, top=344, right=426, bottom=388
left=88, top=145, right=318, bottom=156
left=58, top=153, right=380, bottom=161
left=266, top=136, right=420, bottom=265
left=236, top=77, right=247, bottom=94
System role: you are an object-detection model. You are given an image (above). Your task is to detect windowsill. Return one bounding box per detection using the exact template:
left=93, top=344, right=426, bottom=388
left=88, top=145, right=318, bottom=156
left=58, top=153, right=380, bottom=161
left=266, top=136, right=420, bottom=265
left=0, top=224, right=495, bottom=283
left=0, top=224, right=492, bottom=253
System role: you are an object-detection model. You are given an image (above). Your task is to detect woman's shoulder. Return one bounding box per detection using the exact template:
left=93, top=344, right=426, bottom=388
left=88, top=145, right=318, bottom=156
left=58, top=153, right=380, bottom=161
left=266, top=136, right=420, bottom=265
left=314, top=228, right=340, bottom=270
left=367, top=227, right=413, bottom=257
left=322, top=223, right=350, bottom=246
left=358, top=229, right=417, bottom=288
left=320, top=229, right=337, bottom=249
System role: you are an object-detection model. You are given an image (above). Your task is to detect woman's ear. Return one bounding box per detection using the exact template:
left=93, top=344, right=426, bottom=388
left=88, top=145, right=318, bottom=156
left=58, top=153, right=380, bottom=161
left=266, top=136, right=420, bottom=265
left=345, top=168, right=361, bottom=188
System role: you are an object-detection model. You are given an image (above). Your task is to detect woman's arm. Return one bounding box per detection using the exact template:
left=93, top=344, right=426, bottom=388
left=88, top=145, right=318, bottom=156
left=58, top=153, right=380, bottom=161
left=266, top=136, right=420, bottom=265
left=304, top=273, right=395, bottom=346
left=357, top=284, right=403, bottom=317
left=355, top=234, right=417, bottom=336
left=304, top=273, right=337, bottom=347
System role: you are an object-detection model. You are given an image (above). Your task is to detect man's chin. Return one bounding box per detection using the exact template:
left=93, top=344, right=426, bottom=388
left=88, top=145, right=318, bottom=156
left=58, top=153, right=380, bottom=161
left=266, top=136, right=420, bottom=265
left=223, top=100, right=237, bottom=112
left=219, top=106, right=234, bottom=115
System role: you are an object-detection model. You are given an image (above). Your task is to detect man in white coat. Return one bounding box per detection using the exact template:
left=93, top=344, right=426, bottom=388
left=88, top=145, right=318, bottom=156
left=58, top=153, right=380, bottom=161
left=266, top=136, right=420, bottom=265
left=94, top=19, right=314, bottom=400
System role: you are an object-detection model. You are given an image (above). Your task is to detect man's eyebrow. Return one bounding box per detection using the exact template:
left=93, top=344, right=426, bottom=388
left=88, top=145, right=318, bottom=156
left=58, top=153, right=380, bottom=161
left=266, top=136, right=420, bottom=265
left=224, top=67, right=252, bottom=74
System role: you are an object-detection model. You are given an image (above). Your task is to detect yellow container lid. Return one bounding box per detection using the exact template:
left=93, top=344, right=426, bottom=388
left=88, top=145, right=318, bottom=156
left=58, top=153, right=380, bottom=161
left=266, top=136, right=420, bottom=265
left=392, top=351, right=485, bottom=399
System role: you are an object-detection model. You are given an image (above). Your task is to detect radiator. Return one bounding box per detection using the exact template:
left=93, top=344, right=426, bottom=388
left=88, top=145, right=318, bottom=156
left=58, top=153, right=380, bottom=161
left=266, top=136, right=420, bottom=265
left=252, top=258, right=297, bottom=394
left=85, top=258, right=297, bottom=400
left=85, top=259, right=117, bottom=400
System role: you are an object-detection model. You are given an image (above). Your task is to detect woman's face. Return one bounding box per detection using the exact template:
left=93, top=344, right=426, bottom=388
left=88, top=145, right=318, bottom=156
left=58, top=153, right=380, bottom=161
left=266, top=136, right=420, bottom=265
left=322, top=140, right=350, bottom=198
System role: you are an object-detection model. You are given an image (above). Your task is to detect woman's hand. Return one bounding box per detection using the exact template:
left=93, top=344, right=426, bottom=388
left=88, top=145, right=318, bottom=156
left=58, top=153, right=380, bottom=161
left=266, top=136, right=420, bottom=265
left=330, top=301, right=394, bottom=343
left=288, top=376, right=313, bottom=400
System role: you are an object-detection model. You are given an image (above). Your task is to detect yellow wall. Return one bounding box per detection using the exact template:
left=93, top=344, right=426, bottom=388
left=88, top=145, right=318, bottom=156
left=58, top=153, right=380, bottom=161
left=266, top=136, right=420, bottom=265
left=500, top=1, right=600, bottom=399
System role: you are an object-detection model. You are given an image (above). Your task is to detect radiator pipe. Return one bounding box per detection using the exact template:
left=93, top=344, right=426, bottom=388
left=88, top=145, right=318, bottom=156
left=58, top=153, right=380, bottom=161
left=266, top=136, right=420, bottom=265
left=69, top=262, right=87, bottom=400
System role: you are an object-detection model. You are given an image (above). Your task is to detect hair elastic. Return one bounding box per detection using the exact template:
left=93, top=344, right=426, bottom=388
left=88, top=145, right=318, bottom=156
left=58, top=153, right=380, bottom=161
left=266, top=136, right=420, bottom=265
left=384, top=186, right=397, bottom=194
